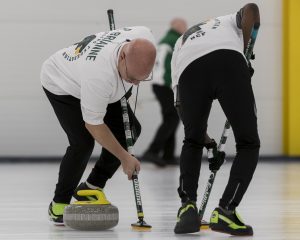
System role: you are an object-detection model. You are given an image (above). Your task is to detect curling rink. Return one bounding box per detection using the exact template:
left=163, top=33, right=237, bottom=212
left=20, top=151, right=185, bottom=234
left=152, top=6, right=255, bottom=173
left=0, top=160, right=299, bottom=240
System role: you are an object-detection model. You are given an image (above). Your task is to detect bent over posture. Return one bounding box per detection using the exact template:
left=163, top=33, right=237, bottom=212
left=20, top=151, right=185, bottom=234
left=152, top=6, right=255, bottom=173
left=41, top=26, right=156, bottom=225
left=172, top=4, right=260, bottom=235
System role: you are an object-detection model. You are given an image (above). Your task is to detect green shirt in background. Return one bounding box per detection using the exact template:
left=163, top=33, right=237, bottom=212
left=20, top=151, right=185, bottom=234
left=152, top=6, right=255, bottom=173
left=154, top=29, right=181, bottom=88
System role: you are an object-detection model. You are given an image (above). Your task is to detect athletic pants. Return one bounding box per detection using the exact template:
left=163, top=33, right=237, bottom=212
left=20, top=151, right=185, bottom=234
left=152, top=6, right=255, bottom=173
left=44, top=88, right=141, bottom=203
left=177, top=50, right=260, bottom=210
left=147, top=84, right=180, bottom=160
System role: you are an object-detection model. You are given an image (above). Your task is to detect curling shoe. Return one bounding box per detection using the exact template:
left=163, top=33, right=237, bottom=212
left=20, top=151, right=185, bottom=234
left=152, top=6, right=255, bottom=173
left=174, top=200, right=200, bottom=234
left=48, top=201, right=68, bottom=225
left=210, top=207, right=253, bottom=236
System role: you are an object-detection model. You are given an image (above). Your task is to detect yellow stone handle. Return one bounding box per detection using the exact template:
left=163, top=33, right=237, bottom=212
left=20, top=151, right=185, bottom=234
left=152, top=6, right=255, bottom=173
left=74, top=190, right=111, bottom=205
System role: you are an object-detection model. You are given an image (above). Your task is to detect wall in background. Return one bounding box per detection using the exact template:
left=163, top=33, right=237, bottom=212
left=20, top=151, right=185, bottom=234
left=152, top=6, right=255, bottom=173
left=0, top=0, right=282, bottom=157
left=283, top=0, right=300, bottom=156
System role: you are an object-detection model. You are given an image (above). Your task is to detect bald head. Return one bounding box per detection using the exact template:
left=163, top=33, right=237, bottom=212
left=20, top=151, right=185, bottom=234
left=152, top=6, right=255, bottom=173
left=171, top=18, right=187, bottom=34
left=122, top=38, right=156, bottom=82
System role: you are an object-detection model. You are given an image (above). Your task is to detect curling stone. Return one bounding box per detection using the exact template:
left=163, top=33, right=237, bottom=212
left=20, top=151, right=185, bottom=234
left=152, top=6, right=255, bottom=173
left=64, top=190, right=119, bottom=231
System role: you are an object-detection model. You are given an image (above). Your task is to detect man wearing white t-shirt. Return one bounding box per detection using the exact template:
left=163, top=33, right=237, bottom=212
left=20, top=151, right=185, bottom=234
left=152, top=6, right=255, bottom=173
left=172, top=4, right=260, bottom=235
left=41, top=26, right=156, bottom=225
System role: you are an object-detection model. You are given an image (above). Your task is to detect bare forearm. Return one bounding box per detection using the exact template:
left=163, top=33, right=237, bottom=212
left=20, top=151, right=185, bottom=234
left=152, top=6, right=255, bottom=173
left=241, top=3, right=260, bottom=51
left=85, top=123, right=129, bottom=162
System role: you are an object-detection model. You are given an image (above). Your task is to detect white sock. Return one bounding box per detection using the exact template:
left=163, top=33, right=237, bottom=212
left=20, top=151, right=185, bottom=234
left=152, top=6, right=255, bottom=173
left=86, top=181, right=102, bottom=190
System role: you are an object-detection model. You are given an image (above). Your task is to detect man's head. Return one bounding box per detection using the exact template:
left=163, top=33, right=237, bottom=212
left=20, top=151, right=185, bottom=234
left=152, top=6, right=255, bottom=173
left=118, top=38, right=156, bottom=85
left=171, top=18, right=188, bottom=34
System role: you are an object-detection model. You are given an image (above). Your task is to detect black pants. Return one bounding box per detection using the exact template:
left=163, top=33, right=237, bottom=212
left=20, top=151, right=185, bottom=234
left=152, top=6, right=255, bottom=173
left=44, top=88, right=141, bottom=203
left=147, top=84, right=180, bottom=160
left=177, top=50, right=260, bottom=210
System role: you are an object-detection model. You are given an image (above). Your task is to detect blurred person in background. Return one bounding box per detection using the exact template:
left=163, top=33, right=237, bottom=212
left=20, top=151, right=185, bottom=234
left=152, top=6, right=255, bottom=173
left=142, top=18, right=187, bottom=167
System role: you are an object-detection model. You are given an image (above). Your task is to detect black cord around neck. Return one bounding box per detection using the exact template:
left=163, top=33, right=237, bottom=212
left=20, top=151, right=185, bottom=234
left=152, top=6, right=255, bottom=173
left=133, top=85, right=139, bottom=115
left=121, top=80, right=139, bottom=115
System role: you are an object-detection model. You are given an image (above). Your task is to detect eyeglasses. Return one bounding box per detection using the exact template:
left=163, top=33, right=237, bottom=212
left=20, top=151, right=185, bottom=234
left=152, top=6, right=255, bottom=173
left=124, top=55, right=153, bottom=82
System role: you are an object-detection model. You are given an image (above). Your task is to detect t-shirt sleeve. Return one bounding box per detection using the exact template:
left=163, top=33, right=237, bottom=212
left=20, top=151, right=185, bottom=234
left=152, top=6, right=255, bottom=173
left=80, top=73, right=113, bottom=125
left=225, top=13, right=240, bottom=29
left=229, top=13, right=243, bottom=37
left=235, top=10, right=243, bottom=29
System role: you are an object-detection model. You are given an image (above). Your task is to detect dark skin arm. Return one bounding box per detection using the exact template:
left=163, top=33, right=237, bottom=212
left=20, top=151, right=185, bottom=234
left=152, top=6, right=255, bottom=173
left=238, top=3, right=260, bottom=51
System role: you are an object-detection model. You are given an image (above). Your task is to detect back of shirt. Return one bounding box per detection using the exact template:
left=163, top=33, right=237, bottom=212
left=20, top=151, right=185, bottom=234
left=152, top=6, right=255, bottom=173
left=41, top=26, right=154, bottom=98
left=41, top=26, right=155, bottom=125
left=171, top=13, right=244, bottom=90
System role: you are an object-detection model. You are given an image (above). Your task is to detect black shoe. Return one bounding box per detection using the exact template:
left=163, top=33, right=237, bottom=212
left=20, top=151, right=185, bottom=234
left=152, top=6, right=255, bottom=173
left=210, top=207, right=253, bottom=236
left=73, top=182, right=103, bottom=201
left=174, top=201, right=200, bottom=234
left=142, top=151, right=166, bottom=167
left=48, top=201, right=68, bottom=226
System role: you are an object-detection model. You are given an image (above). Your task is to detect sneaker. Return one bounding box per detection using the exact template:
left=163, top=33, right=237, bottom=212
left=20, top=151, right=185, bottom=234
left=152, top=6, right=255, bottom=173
left=73, top=182, right=104, bottom=201
left=142, top=151, right=166, bottom=167
left=174, top=200, right=200, bottom=234
left=210, top=207, right=253, bottom=236
left=48, top=201, right=68, bottom=225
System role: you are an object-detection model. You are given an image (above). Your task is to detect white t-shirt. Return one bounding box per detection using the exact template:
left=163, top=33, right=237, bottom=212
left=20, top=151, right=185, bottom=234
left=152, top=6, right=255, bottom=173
left=171, top=13, right=245, bottom=92
left=152, top=43, right=172, bottom=85
left=41, top=26, right=155, bottom=125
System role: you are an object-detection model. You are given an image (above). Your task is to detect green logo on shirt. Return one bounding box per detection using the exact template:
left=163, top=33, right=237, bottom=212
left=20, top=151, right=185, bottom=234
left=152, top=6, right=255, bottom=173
left=86, top=32, right=121, bottom=61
